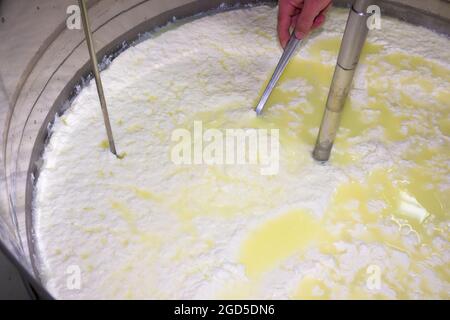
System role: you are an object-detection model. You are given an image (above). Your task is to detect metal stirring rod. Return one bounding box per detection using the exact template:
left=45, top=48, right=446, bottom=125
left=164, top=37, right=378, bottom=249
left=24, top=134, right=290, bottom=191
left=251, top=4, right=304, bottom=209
left=79, top=0, right=118, bottom=156
left=255, top=33, right=302, bottom=115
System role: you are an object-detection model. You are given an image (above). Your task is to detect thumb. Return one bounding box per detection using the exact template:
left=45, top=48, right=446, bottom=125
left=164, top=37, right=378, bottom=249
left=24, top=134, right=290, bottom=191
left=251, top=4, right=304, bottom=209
left=294, top=1, right=319, bottom=39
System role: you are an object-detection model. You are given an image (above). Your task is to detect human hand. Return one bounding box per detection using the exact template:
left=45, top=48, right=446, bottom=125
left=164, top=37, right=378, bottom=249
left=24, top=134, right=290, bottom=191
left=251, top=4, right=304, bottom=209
left=278, top=0, right=332, bottom=48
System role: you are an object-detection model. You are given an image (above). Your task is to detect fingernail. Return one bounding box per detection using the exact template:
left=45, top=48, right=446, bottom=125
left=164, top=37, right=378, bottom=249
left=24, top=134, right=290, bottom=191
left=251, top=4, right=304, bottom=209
left=295, top=31, right=306, bottom=39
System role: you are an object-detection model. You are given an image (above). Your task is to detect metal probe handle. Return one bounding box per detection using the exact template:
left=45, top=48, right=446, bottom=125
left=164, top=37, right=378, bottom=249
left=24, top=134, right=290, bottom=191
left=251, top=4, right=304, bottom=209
left=255, top=33, right=301, bottom=115
left=79, top=0, right=118, bottom=156
left=312, top=0, right=372, bottom=162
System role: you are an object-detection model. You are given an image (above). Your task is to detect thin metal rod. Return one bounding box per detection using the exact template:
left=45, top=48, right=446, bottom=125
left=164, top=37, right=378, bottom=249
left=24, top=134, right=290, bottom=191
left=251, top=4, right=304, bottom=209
left=255, top=33, right=302, bottom=115
left=78, top=0, right=118, bottom=156
left=312, top=0, right=371, bottom=162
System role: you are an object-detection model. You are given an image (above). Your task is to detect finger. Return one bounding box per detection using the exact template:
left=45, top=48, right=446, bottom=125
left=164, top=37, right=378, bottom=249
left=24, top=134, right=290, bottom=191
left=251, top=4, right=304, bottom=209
left=294, top=1, right=317, bottom=39
left=321, top=2, right=333, bottom=14
left=312, top=13, right=325, bottom=29
left=277, top=2, right=295, bottom=48
left=278, top=0, right=304, bottom=48
left=290, top=7, right=301, bottom=29
left=290, top=14, right=299, bottom=30
left=295, top=0, right=331, bottom=39
left=311, top=3, right=332, bottom=30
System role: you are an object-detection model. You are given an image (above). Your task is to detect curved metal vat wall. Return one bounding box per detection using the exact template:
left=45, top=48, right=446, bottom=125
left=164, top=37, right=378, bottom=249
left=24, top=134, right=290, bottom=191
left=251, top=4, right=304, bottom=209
left=0, top=0, right=448, bottom=297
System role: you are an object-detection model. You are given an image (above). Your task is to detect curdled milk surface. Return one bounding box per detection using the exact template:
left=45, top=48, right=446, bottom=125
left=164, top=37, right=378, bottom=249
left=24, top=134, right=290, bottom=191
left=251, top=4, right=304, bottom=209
left=34, top=6, right=450, bottom=299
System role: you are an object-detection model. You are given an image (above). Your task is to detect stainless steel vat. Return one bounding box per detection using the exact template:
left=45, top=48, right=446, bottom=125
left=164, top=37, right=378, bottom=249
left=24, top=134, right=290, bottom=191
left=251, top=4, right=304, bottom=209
left=0, top=0, right=448, bottom=298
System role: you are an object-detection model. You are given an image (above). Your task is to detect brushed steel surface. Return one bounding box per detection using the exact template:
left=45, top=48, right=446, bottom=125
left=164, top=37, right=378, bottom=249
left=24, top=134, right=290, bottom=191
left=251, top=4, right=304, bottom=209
left=79, top=0, right=118, bottom=156
left=255, top=33, right=302, bottom=115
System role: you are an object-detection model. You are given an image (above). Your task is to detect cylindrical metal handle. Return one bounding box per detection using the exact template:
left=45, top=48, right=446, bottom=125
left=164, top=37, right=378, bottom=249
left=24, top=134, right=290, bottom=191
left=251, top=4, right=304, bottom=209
left=337, top=1, right=372, bottom=70
left=255, top=33, right=301, bottom=115
left=353, top=0, right=373, bottom=13
left=312, top=66, right=356, bottom=161
left=79, top=0, right=118, bottom=156
left=312, top=0, right=372, bottom=162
